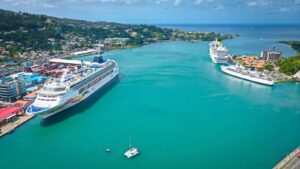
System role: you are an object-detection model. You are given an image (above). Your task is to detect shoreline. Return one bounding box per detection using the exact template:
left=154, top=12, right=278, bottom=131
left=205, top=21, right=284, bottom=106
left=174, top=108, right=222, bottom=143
left=273, top=146, right=300, bottom=169
left=0, top=114, right=35, bottom=138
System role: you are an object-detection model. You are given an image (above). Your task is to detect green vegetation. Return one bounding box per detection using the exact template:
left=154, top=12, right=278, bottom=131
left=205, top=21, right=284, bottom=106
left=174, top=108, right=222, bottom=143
left=264, top=64, right=274, bottom=71
left=277, top=41, right=300, bottom=75
left=277, top=54, right=300, bottom=75
left=0, top=8, right=235, bottom=56
left=279, top=41, right=300, bottom=52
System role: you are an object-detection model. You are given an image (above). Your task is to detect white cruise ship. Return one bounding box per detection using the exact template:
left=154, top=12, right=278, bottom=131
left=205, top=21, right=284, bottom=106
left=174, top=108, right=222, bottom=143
left=26, top=54, right=119, bottom=118
left=209, top=40, right=230, bottom=64
left=221, top=65, right=275, bottom=86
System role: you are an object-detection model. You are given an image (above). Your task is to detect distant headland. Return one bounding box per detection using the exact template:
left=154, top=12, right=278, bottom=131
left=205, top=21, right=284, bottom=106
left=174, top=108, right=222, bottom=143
left=0, top=9, right=236, bottom=58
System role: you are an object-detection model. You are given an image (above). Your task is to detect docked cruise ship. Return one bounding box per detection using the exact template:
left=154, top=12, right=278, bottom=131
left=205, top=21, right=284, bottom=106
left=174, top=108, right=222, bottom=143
left=221, top=65, right=275, bottom=86
left=209, top=40, right=230, bottom=64
left=26, top=54, right=119, bottom=118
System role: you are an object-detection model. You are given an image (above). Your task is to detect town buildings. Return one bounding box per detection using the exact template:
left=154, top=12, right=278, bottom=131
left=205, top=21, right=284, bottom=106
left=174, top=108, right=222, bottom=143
left=260, top=51, right=282, bottom=61
left=0, top=77, right=26, bottom=102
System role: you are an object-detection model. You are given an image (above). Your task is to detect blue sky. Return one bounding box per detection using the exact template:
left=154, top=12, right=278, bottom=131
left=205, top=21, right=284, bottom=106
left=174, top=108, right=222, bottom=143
left=1, top=0, right=300, bottom=24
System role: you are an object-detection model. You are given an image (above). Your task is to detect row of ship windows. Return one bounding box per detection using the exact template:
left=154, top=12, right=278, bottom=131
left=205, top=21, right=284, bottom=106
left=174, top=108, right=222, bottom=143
left=43, top=87, right=66, bottom=92
left=37, top=98, right=57, bottom=101
left=72, top=65, right=114, bottom=90
left=79, top=70, right=113, bottom=94
left=38, top=94, right=59, bottom=98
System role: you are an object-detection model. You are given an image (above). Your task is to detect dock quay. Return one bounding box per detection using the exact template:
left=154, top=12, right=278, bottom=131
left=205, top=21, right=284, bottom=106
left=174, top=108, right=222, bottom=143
left=273, top=146, right=300, bottom=169
left=0, top=114, right=35, bottom=138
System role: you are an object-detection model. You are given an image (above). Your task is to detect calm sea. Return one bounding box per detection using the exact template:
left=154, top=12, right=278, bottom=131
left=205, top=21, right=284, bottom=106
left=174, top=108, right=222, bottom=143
left=0, top=24, right=300, bottom=169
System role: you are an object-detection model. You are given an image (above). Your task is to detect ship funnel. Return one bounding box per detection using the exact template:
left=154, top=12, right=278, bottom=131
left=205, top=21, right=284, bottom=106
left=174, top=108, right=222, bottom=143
left=92, top=43, right=105, bottom=64
left=93, top=56, right=105, bottom=64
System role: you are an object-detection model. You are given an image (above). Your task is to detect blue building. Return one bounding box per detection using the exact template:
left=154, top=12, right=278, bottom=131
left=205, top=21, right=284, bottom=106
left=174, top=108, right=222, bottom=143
left=10, top=72, right=48, bottom=87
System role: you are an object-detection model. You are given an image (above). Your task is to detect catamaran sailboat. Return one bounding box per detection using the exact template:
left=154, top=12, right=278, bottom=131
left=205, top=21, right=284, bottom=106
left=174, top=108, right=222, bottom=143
left=124, top=136, right=139, bottom=158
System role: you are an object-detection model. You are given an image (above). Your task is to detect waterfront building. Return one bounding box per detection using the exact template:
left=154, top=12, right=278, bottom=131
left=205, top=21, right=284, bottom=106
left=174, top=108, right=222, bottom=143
left=260, top=51, right=282, bottom=61
left=14, top=100, right=32, bottom=110
left=10, top=72, right=47, bottom=88
left=71, top=49, right=97, bottom=57
left=235, top=56, right=266, bottom=69
left=23, top=92, right=37, bottom=101
left=0, top=106, right=22, bottom=125
left=104, top=38, right=130, bottom=46
left=26, top=86, right=39, bottom=93
left=0, top=77, right=26, bottom=102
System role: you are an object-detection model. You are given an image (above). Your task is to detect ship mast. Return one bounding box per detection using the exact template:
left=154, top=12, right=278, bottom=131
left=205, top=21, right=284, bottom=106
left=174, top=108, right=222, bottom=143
left=129, top=135, right=132, bottom=149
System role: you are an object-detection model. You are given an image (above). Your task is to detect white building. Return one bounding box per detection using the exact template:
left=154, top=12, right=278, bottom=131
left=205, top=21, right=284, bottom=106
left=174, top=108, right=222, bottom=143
left=260, top=51, right=282, bottom=61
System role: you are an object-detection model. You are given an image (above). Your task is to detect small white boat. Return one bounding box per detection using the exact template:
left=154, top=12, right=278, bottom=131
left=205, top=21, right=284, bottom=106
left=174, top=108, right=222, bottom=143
left=124, top=147, right=139, bottom=158
left=124, top=136, right=139, bottom=158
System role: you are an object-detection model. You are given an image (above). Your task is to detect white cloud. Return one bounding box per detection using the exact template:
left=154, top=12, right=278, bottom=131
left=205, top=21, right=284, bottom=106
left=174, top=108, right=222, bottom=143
left=2, top=0, right=300, bottom=11
left=194, top=0, right=202, bottom=5
left=3, top=0, right=57, bottom=8
left=214, top=3, right=224, bottom=10
left=279, top=7, right=289, bottom=12
left=174, top=0, right=181, bottom=6
left=247, top=1, right=257, bottom=6
left=247, top=0, right=270, bottom=7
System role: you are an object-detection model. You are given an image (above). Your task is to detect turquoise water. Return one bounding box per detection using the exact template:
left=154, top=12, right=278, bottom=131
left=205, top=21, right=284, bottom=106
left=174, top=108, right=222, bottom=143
left=1, top=26, right=300, bottom=169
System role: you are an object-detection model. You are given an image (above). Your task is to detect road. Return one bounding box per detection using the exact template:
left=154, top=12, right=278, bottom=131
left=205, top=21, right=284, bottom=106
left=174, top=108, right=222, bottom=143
left=286, top=156, right=300, bottom=169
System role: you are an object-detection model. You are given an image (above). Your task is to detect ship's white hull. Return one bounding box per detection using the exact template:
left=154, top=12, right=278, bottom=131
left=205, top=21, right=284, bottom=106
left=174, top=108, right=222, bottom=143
left=209, top=47, right=229, bottom=64
left=221, top=66, right=274, bottom=86
left=209, top=52, right=229, bottom=64
left=27, top=68, right=119, bottom=118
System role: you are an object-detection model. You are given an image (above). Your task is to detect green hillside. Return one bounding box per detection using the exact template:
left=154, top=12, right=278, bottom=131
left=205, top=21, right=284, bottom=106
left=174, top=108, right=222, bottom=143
left=277, top=41, right=300, bottom=75
left=0, top=8, right=235, bottom=56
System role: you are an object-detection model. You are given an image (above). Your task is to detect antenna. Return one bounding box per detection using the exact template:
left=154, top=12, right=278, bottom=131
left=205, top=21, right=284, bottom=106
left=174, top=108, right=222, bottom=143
left=98, top=42, right=102, bottom=55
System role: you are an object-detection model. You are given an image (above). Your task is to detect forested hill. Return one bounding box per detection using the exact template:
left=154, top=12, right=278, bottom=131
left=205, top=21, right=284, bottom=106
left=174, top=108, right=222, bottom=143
left=0, top=9, right=169, bottom=51
left=0, top=8, right=235, bottom=54
left=277, top=41, right=300, bottom=75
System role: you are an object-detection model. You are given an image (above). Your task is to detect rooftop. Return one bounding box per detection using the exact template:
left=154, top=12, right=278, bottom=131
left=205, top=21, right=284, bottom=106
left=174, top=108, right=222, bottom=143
left=0, top=106, right=22, bottom=120
left=50, top=59, right=91, bottom=65
left=14, top=100, right=31, bottom=107
left=24, top=92, right=37, bottom=98
left=72, top=49, right=96, bottom=56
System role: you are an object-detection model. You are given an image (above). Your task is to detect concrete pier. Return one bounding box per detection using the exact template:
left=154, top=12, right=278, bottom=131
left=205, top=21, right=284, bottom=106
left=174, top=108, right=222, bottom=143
left=0, top=114, right=35, bottom=138
left=273, top=146, right=300, bottom=169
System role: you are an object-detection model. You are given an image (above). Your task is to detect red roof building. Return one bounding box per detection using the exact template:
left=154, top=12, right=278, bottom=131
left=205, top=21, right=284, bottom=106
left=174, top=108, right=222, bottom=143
left=14, top=100, right=32, bottom=108
left=0, top=106, right=22, bottom=122
left=23, top=92, right=37, bottom=101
